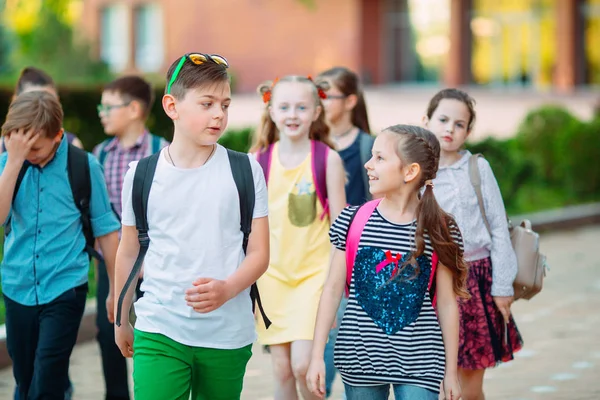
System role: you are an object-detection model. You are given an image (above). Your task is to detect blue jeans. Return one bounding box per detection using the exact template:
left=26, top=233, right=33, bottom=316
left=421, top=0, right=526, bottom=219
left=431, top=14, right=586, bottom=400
left=324, top=296, right=348, bottom=398
left=344, top=383, right=438, bottom=400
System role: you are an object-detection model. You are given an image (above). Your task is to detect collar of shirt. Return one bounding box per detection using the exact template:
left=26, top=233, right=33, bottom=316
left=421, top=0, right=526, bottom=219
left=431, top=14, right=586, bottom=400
left=439, top=149, right=472, bottom=171
left=104, top=130, right=149, bottom=153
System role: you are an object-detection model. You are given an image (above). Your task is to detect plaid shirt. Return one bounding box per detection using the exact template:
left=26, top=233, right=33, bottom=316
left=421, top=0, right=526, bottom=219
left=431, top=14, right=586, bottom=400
left=93, top=132, right=168, bottom=218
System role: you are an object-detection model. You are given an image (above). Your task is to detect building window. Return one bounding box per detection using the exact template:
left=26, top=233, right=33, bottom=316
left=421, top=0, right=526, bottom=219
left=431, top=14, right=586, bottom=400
left=100, top=4, right=130, bottom=72
left=135, top=4, right=164, bottom=72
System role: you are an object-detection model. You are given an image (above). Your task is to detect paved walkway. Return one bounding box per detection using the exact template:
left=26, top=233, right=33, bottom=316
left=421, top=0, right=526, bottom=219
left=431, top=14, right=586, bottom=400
left=0, top=225, right=599, bottom=399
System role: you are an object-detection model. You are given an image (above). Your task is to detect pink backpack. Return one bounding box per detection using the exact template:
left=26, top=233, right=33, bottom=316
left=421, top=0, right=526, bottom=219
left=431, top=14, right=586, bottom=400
left=345, top=199, right=440, bottom=307
left=256, top=140, right=330, bottom=220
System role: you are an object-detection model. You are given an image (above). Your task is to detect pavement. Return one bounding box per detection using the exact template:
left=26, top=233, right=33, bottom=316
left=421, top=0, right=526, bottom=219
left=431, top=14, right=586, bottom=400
left=0, top=225, right=599, bottom=399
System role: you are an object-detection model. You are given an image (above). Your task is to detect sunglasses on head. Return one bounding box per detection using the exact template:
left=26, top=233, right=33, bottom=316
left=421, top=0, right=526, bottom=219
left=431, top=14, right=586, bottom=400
left=166, top=53, right=229, bottom=95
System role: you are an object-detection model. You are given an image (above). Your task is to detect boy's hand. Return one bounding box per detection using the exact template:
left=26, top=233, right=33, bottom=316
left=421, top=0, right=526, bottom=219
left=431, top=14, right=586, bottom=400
left=185, top=278, right=234, bottom=313
left=115, top=322, right=134, bottom=358
left=4, top=129, right=39, bottom=165
left=106, top=288, right=115, bottom=324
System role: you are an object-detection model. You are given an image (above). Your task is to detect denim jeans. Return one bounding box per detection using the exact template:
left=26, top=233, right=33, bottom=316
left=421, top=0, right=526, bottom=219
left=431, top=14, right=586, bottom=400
left=5, top=284, right=87, bottom=400
left=324, top=296, right=348, bottom=398
left=344, top=383, right=438, bottom=400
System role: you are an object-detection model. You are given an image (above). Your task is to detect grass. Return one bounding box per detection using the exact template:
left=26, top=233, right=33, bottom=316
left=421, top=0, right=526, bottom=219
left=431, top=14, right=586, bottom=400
left=0, top=226, right=98, bottom=325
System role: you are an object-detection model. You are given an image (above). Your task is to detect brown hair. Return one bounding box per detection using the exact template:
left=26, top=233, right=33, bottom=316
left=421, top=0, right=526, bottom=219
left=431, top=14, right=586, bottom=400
left=426, top=88, right=476, bottom=131
left=1, top=91, right=64, bottom=138
left=104, top=75, right=155, bottom=117
left=165, top=56, right=230, bottom=100
left=385, top=124, right=469, bottom=298
left=15, top=67, right=56, bottom=96
left=251, top=76, right=333, bottom=152
left=317, top=67, right=371, bottom=133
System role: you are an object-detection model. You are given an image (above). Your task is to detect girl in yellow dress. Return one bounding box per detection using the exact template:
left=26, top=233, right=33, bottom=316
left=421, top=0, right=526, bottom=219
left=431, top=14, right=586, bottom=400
left=252, top=76, right=347, bottom=400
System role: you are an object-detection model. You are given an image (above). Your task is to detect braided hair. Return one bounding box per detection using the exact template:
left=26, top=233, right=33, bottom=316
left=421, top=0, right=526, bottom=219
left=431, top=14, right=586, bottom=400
left=384, top=124, right=469, bottom=299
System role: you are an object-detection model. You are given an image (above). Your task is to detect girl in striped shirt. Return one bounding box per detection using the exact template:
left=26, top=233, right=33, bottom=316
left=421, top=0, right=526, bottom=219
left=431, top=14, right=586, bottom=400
left=307, top=125, right=469, bottom=400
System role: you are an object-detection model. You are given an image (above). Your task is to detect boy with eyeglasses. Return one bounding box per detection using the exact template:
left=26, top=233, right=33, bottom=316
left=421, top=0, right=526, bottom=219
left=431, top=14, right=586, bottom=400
left=93, top=75, right=168, bottom=400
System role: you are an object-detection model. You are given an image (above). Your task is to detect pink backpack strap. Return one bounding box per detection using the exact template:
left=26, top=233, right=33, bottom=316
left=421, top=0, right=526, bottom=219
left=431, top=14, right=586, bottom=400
left=256, top=144, right=274, bottom=185
left=429, top=252, right=439, bottom=308
left=311, top=140, right=329, bottom=220
left=345, top=199, right=382, bottom=296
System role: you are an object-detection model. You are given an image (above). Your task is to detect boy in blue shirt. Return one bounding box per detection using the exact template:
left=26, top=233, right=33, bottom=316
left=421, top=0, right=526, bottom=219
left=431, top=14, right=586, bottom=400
left=0, top=91, right=120, bottom=399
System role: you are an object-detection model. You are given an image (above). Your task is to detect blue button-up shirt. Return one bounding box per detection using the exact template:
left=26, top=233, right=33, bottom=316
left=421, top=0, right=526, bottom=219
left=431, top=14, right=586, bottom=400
left=0, top=137, right=120, bottom=306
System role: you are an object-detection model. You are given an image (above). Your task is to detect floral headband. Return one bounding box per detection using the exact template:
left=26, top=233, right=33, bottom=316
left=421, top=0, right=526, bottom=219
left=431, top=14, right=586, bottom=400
left=261, top=76, right=327, bottom=104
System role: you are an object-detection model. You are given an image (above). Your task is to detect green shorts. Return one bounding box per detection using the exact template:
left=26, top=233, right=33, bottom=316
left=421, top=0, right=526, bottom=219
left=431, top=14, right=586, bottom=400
left=133, top=329, right=252, bottom=400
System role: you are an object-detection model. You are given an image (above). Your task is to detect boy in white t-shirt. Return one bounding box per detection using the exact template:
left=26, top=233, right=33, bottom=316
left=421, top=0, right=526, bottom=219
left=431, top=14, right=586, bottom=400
left=113, top=53, right=270, bottom=399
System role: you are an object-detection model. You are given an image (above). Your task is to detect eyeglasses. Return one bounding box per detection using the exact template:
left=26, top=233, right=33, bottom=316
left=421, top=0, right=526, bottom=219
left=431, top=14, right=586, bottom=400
left=325, top=94, right=347, bottom=100
left=97, top=103, right=131, bottom=114
left=166, top=53, right=230, bottom=95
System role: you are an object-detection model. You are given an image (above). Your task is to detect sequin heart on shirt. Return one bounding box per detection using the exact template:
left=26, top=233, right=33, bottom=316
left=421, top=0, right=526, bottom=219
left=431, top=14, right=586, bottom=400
left=353, top=246, right=431, bottom=335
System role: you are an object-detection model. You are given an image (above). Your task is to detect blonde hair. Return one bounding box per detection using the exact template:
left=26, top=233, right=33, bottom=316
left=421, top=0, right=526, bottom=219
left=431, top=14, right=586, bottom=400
left=251, top=76, right=333, bottom=152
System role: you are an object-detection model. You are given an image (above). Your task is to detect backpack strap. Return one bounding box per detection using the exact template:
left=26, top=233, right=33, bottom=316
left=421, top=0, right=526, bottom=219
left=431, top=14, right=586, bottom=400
left=311, top=140, right=329, bottom=220
left=429, top=252, right=439, bottom=308
left=256, top=144, right=274, bottom=185
left=345, top=199, right=381, bottom=296
left=4, top=162, right=31, bottom=237
left=97, top=138, right=115, bottom=167
left=115, top=152, right=160, bottom=327
left=227, top=149, right=271, bottom=329
left=359, top=132, right=375, bottom=201
left=150, top=134, right=162, bottom=155
left=67, top=144, right=103, bottom=262
left=468, top=154, right=491, bottom=235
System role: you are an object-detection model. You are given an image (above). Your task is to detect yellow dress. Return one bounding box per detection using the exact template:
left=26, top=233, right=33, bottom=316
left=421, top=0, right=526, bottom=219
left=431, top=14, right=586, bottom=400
left=256, top=143, right=331, bottom=345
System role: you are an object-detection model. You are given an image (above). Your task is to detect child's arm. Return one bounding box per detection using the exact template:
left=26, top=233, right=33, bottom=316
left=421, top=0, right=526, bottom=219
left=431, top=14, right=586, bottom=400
left=307, top=248, right=346, bottom=397
left=326, top=150, right=347, bottom=223
left=0, top=129, right=39, bottom=223
left=436, top=262, right=461, bottom=400
left=479, top=158, right=518, bottom=321
left=113, top=224, right=140, bottom=357
left=97, top=231, right=119, bottom=323
left=185, top=216, right=270, bottom=313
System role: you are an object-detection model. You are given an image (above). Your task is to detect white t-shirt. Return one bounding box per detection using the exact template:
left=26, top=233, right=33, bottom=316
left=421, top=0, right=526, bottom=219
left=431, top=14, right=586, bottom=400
left=121, top=145, right=268, bottom=348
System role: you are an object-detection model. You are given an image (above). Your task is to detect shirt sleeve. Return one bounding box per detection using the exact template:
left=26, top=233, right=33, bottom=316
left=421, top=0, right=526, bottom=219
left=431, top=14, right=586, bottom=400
left=0, top=153, right=10, bottom=225
left=249, top=155, right=268, bottom=219
left=120, top=161, right=138, bottom=227
left=328, top=206, right=358, bottom=251
left=479, top=157, right=518, bottom=296
left=448, top=218, right=465, bottom=254
left=87, top=154, right=121, bottom=237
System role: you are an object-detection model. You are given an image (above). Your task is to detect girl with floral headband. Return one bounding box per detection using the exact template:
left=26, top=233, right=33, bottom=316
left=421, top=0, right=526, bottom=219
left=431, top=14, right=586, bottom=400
left=307, top=125, right=468, bottom=400
left=252, top=75, right=347, bottom=399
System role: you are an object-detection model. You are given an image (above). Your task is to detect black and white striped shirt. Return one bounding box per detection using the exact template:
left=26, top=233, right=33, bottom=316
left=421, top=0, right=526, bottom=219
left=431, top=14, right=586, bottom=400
left=329, top=205, right=463, bottom=393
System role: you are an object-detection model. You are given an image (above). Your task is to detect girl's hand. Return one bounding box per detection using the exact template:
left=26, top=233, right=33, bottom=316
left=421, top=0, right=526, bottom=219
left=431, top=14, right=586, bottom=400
left=441, top=375, right=462, bottom=400
left=306, top=357, right=326, bottom=398
left=493, top=296, right=513, bottom=323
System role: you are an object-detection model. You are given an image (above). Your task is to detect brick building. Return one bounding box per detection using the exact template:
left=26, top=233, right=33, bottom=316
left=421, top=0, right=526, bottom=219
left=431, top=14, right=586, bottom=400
left=79, top=0, right=598, bottom=92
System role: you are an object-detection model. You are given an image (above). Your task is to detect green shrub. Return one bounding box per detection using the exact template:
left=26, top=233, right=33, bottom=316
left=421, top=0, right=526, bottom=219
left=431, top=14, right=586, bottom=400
left=557, top=117, right=600, bottom=200
left=516, top=105, right=583, bottom=184
left=218, top=127, right=253, bottom=153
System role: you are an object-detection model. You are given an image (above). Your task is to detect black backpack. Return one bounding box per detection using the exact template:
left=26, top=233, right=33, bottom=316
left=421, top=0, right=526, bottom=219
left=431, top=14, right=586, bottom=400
left=115, top=149, right=271, bottom=329
left=4, top=144, right=102, bottom=261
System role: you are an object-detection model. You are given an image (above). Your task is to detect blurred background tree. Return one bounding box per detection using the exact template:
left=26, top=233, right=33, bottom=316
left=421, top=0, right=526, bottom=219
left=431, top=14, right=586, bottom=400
left=1, top=0, right=113, bottom=85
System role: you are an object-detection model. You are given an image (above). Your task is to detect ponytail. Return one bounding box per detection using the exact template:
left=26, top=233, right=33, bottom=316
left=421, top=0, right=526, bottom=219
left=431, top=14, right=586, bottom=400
left=415, top=185, right=469, bottom=299
left=352, top=92, right=371, bottom=134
